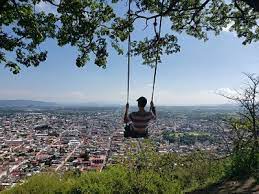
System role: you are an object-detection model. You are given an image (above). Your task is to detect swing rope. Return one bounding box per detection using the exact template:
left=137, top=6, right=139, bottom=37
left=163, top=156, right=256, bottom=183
left=126, top=0, right=164, bottom=104
left=126, top=0, right=131, bottom=104
left=151, top=4, right=164, bottom=103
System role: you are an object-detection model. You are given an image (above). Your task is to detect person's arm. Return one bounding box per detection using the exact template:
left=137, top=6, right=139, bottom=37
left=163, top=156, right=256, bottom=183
left=150, top=101, right=156, bottom=118
left=124, top=103, right=129, bottom=123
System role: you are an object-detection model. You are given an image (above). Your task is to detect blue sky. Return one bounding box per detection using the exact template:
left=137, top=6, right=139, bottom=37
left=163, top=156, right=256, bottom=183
left=1, top=3, right=259, bottom=105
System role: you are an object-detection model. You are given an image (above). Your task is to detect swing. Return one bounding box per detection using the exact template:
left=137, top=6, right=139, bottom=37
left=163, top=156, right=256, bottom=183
left=124, top=0, right=163, bottom=139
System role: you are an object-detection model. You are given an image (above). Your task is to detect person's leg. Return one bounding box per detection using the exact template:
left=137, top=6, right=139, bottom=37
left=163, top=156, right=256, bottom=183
left=129, top=125, right=137, bottom=137
left=124, top=124, right=131, bottom=138
left=125, top=124, right=137, bottom=138
left=144, top=130, right=149, bottom=138
left=125, top=126, right=149, bottom=138
left=134, top=129, right=148, bottom=138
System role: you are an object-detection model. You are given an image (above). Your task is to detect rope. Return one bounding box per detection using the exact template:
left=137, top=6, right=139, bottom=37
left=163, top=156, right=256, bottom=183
left=126, top=0, right=131, bottom=104
left=126, top=0, right=164, bottom=103
left=151, top=1, right=164, bottom=102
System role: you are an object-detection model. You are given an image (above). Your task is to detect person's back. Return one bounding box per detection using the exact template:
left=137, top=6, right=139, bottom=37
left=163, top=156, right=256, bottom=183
left=124, top=96, right=156, bottom=138
left=129, top=111, right=154, bottom=134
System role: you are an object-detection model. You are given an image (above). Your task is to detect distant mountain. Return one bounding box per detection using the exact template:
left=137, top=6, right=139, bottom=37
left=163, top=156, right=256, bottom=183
left=0, top=100, right=57, bottom=107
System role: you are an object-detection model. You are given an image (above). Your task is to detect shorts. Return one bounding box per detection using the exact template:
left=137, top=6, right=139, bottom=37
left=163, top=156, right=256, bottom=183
left=124, top=124, right=148, bottom=138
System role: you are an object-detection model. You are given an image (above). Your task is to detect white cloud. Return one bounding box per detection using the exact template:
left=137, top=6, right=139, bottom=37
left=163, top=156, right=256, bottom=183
left=214, top=88, right=237, bottom=96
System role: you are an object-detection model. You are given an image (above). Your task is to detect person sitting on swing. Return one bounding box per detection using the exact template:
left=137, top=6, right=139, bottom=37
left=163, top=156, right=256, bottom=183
left=124, top=96, right=156, bottom=138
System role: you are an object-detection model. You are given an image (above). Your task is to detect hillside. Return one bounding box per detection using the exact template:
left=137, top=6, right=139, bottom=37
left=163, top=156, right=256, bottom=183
left=1, top=149, right=258, bottom=194
left=0, top=152, right=222, bottom=193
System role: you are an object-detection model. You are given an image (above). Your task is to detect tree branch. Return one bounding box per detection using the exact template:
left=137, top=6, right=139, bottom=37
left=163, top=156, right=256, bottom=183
left=132, top=1, right=212, bottom=24
left=43, top=0, right=59, bottom=7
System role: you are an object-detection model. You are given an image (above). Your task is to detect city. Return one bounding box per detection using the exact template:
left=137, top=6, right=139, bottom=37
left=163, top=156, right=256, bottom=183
left=0, top=105, right=236, bottom=190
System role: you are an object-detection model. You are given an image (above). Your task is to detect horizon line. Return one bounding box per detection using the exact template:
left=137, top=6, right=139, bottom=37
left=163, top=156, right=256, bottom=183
left=0, top=99, right=237, bottom=107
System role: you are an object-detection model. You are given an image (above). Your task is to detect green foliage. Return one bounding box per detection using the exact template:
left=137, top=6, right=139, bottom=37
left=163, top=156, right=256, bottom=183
left=1, top=0, right=259, bottom=73
left=163, top=130, right=213, bottom=145
left=131, top=34, right=180, bottom=67
left=131, top=149, right=229, bottom=192
left=228, top=145, right=259, bottom=177
left=1, top=166, right=181, bottom=194
left=2, top=173, right=64, bottom=194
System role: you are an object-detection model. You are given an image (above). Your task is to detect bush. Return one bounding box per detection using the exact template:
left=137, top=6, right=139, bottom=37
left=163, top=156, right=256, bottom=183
left=2, top=166, right=182, bottom=194
left=229, top=146, right=259, bottom=178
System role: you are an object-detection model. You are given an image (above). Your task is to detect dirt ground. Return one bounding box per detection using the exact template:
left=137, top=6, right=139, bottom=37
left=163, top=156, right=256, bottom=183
left=188, top=177, right=259, bottom=194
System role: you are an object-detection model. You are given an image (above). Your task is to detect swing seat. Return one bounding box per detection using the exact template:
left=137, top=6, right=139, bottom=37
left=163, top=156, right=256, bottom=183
left=124, top=124, right=149, bottom=138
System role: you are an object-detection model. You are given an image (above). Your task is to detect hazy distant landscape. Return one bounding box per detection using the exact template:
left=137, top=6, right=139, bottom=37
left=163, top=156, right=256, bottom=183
left=0, top=102, right=235, bottom=185
left=0, top=99, right=238, bottom=108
